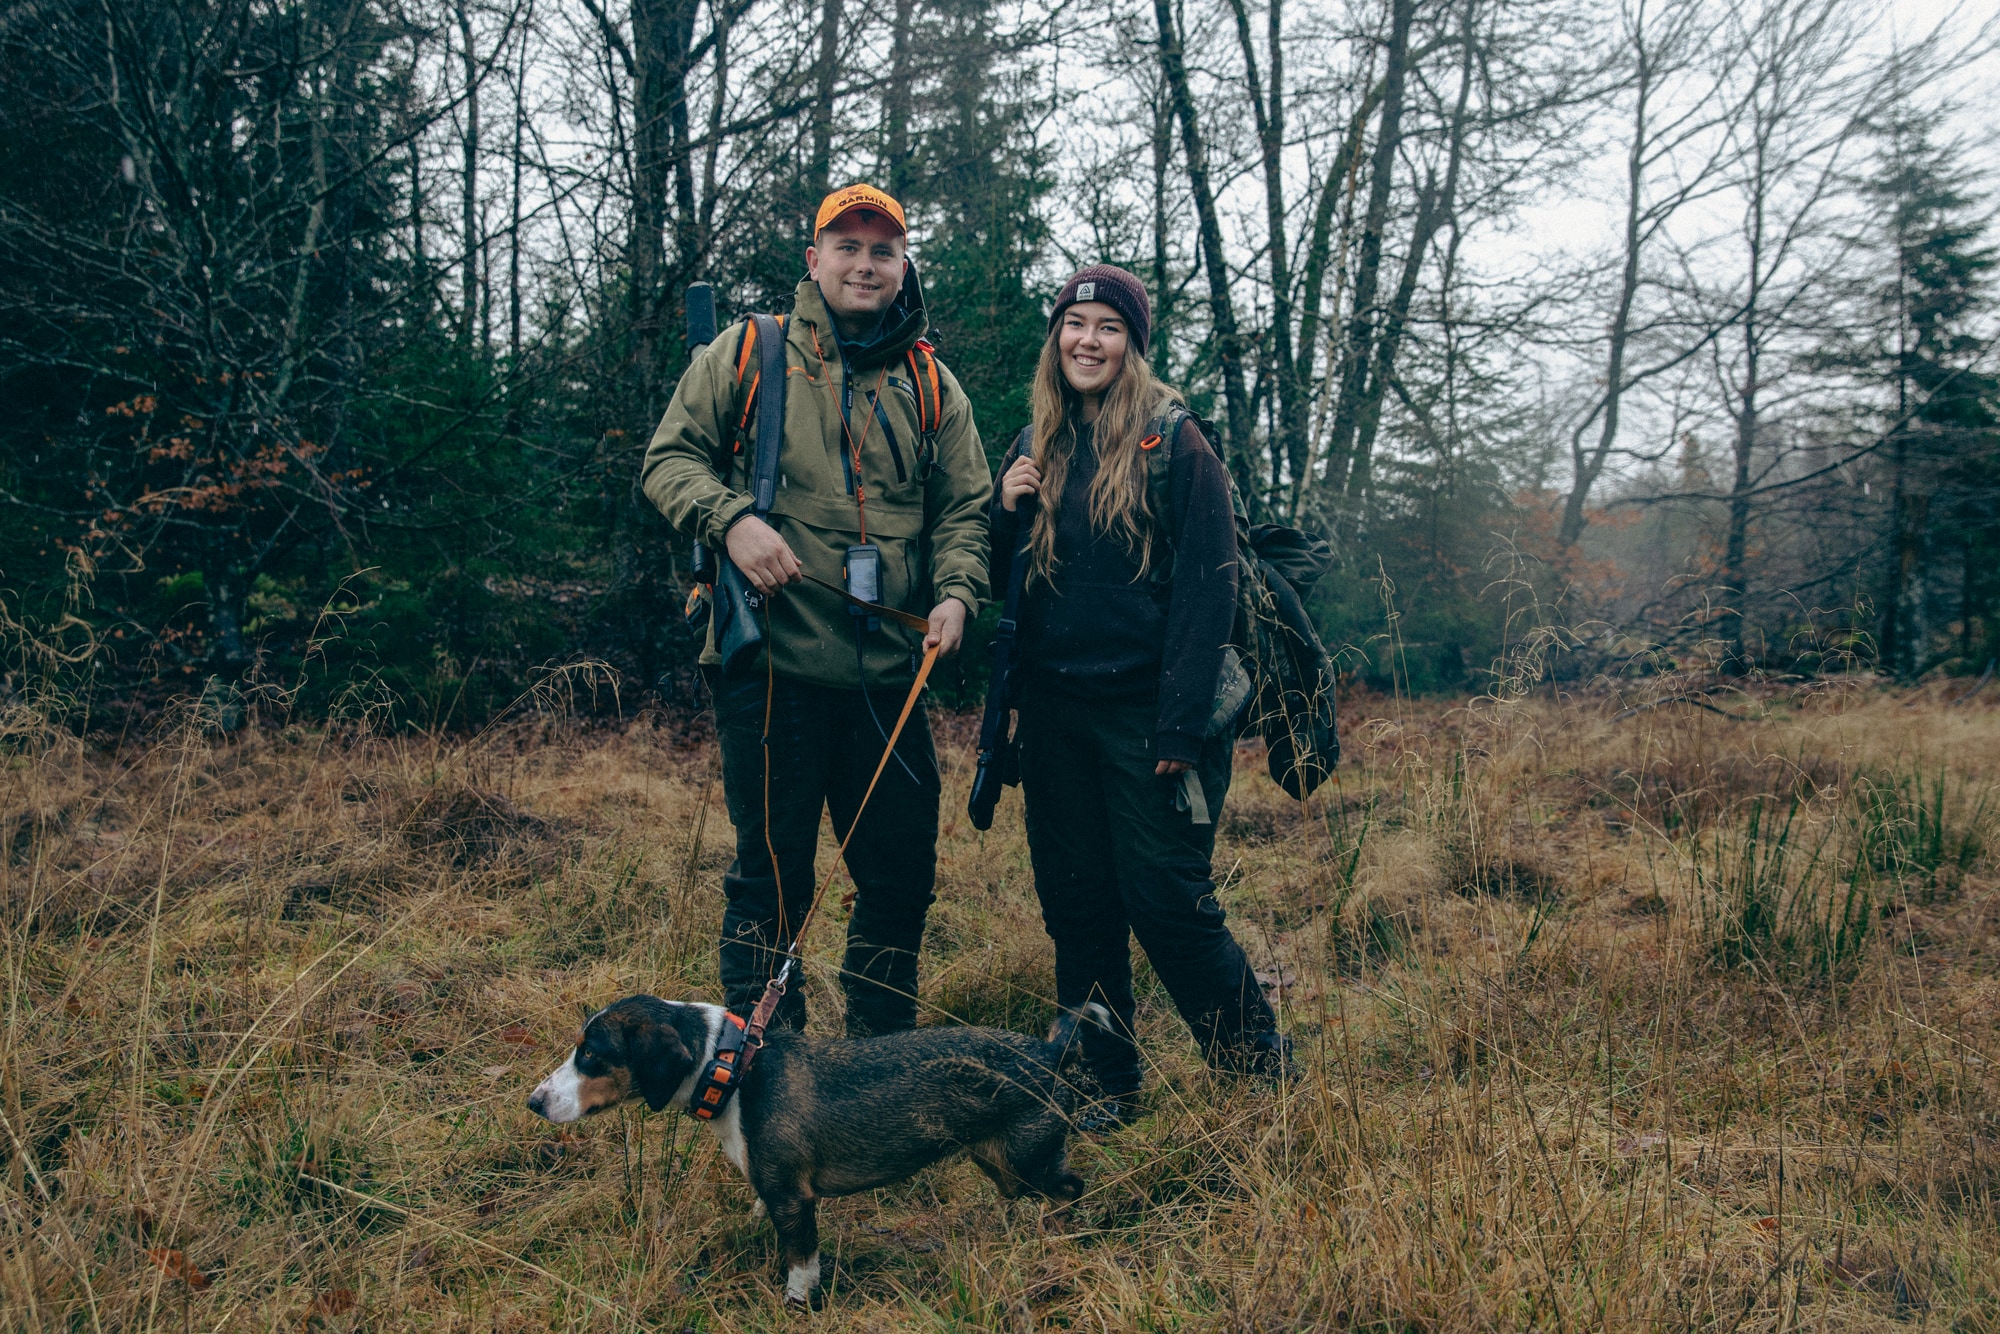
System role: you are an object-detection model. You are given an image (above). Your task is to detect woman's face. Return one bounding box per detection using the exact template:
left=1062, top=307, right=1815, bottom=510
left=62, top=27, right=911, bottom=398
left=1057, top=302, right=1128, bottom=398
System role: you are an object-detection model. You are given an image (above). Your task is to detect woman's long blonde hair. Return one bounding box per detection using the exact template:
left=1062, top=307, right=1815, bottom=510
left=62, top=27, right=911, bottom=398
left=1025, top=330, right=1183, bottom=584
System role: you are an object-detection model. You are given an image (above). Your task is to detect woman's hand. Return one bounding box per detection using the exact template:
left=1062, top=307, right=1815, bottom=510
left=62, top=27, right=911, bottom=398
left=999, top=456, right=1041, bottom=512
left=1154, top=759, right=1191, bottom=776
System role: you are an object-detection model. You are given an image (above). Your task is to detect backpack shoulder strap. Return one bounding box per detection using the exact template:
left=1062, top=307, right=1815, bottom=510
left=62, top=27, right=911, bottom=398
left=747, top=313, right=787, bottom=516
left=731, top=314, right=789, bottom=442
left=1141, top=403, right=1188, bottom=541
left=906, top=341, right=946, bottom=435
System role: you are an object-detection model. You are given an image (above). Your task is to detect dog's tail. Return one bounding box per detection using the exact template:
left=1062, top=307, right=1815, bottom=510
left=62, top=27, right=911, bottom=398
left=1045, top=1002, right=1116, bottom=1067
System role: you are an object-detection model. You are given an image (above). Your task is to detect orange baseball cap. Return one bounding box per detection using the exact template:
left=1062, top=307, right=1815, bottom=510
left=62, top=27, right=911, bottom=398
left=814, top=183, right=906, bottom=237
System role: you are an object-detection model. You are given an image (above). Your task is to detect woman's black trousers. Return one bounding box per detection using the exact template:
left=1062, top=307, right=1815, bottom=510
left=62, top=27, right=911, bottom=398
left=1018, top=689, right=1276, bottom=1093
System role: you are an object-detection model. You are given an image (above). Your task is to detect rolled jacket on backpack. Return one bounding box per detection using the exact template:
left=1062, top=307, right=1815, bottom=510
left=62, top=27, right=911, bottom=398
left=641, top=274, right=992, bottom=689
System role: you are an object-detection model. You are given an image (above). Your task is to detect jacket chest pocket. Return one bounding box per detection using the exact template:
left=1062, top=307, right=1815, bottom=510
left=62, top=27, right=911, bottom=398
left=862, top=378, right=933, bottom=498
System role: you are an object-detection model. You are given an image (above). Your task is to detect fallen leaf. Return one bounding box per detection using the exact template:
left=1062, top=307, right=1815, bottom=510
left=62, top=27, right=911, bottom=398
left=497, top=1023, right=535, bottom=1048
left=147, top=1247, right=210, bottom=1291
left=1753, top=1216, right=1781, bottom=1234
left=310, top=1290, right=356, bottom=1317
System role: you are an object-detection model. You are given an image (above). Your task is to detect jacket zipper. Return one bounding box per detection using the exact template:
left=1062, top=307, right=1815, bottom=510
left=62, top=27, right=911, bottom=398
left=871, top=393, right=908, bottom=484
left=840, top=374, right=857, bottom=496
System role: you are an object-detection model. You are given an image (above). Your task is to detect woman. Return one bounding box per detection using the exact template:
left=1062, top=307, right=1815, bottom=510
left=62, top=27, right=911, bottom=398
left=990, top=265, right=1292, bottom=1125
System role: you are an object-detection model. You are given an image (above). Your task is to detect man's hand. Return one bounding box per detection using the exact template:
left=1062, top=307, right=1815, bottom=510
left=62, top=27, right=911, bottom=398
left=724, top=515, right=801, bottom=593
left=925, top=597, right=969, bottom=656
left=1155, top=759, right=1192, bottom=776
left=999, top=455, right=1041, bottom=512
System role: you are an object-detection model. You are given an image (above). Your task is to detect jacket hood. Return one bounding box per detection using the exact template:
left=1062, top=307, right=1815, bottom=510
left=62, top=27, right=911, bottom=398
left=793, top=259, right=930, bottom=371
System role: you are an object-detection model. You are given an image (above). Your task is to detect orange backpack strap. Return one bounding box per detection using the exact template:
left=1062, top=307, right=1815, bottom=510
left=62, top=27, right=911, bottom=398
left=732, top=315, right=788, bottom=440
left=906, top=341, right=945, bottom=477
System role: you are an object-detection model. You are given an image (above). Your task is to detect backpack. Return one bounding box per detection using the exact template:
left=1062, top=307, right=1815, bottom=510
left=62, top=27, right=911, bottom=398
left=726, top=318, right=949, bottom=474
left=687, top=316, right=952, bottom=637
left=1140, top=406, right=1341, bottom=800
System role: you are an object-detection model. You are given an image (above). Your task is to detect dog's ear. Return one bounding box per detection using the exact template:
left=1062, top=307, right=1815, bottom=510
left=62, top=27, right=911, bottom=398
left=623, top=1012, right=693, bottom=1112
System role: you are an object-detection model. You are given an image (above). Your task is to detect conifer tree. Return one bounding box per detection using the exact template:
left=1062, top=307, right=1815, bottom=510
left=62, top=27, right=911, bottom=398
left=1857, top=99, right=1998, bottom=674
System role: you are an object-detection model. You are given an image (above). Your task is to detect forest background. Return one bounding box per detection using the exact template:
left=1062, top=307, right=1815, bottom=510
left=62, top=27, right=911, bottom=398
left=3, top=0, right=1998, bottom=724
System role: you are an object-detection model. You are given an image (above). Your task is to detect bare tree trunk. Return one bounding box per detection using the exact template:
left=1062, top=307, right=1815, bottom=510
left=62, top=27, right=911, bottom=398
left=1721, top=172, right=1762, bottom=673
left=809, top=0, right=843, bottom=203
left=1558, top=0, right=1727, bottom=552
left=1228, top=0, right=1299, bottom=503
left=1345, top=0, right=1476, bottom=500
left=699, top=0, right=730, bottom=256
left=509, top=18, right=526, bottom=365
left=1880, top=209, right=1914, bottom=673
left=456, top=0, right=480, bottom=348
left=1154, top=0, right=1256, bottom=508
left=1150, top=78, right=1174, bottom=380
left=411, top=137, right=427, bottom=298
left=668, top=5, right=698, bottom=275
left=1292, top=77, right=1377, bottom=518
left=616, top=0, right=699, bottom=655
left=1323, top=0, right=1414, bottom=498
left=1560, top=27, right=1651, bottom=551
left=884, top=0, right=916, bottom=196
left=630, top=0, right=699, bottom=408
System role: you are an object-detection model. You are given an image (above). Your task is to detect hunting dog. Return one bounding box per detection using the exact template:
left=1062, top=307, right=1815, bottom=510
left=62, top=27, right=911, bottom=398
left=527, top=996, right=1111, bottom=1306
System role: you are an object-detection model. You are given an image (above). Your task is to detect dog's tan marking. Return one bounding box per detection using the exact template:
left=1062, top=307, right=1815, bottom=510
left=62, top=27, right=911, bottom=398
left=573, top=1070, right=631, bottom=1115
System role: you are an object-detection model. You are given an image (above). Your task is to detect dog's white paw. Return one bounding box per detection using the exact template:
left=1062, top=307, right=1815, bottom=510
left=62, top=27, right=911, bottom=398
left=749, top=1197, right=767, bottom=1221
left=783, top=1253, right=821, bottom=1308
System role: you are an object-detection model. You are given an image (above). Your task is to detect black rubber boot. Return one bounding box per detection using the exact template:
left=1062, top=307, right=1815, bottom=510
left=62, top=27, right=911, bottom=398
left=840, top=918, right=924, bottom=1038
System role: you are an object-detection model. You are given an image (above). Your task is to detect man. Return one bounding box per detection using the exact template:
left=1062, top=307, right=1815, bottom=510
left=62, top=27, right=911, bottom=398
left=642, top=185, right=991, bottom=1037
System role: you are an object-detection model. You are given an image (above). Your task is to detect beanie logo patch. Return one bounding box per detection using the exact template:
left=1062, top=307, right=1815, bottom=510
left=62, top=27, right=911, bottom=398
left=1076, top=282, right=1095, bottom=300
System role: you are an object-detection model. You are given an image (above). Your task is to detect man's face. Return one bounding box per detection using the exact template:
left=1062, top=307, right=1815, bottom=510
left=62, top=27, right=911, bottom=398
left=807, top=211, right=907, bottom=324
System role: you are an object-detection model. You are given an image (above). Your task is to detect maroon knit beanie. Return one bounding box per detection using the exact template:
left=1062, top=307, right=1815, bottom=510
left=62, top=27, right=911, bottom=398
left=1049, top=264, right=1152, bottom=356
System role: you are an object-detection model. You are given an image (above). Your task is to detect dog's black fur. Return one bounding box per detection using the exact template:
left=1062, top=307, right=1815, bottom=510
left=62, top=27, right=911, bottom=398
left=527, top=996, right=1107, bottom=1305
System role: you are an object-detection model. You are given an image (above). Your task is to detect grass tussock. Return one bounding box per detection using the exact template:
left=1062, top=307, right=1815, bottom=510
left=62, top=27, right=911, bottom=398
left=3, top=682, right=1999, bottom=1330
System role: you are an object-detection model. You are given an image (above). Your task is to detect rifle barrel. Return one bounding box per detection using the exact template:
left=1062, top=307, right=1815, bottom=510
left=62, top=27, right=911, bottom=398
left=686, top=282, right=717, bottom=353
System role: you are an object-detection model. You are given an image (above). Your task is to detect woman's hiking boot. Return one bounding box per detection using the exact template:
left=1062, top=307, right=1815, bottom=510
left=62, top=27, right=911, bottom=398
left=1214, top=1030, right=1297, bottom=1085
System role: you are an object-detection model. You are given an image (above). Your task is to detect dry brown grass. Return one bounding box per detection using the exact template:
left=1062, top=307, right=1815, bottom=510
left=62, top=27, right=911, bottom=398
left=3, top=681, right=1999, bottom=1330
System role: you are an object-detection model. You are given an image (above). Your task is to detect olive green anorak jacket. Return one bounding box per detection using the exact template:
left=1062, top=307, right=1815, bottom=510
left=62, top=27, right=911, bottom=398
left=640, top=274, right=991, bottom=688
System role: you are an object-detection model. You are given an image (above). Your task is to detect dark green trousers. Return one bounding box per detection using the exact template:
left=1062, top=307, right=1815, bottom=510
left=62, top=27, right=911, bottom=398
left=713, top=666, right=939, bottom=1037
left=1018, top=690, right=1277, bottom=1093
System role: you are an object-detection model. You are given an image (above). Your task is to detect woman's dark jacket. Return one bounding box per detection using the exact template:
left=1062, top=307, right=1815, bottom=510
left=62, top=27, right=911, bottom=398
left=988, top=417, right=1237, bottom=766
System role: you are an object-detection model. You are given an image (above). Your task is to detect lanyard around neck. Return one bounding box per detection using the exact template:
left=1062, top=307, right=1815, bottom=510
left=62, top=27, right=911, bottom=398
left=811, top=327, right=888, bottom=543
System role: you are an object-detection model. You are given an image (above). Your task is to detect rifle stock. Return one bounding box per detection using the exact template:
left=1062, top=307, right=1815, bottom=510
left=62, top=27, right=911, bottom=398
left=968, top=495, right=1033, bottom=830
